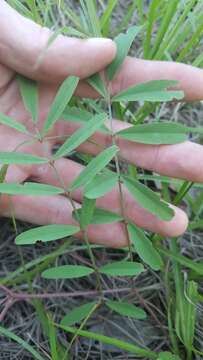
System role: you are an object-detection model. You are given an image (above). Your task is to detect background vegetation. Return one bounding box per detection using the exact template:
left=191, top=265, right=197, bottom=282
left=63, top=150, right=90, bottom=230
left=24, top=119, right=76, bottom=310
left=1, top=0, right=203, bottom=359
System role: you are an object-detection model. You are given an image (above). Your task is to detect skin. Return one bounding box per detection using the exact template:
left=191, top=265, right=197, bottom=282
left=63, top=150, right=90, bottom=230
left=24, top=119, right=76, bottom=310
left=0, top=1, right=203, bottom=247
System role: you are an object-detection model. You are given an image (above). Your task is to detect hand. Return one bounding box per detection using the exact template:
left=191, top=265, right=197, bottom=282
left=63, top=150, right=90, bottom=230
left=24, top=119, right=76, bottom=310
left=0, top=2, right=203, bottom=247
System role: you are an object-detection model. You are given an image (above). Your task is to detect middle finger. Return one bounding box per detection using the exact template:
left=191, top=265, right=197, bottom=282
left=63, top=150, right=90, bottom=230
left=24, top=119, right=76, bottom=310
left=33, top=158, right=188, bottom=238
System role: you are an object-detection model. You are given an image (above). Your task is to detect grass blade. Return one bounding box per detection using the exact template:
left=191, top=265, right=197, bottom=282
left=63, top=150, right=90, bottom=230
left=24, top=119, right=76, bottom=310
left=57, top=323, right=157, bottom=359
left=84, top=0, right=101, bottom=36
left=100, top=0, right=118, bottom=36
left=0, top=326, right=45, bottom=360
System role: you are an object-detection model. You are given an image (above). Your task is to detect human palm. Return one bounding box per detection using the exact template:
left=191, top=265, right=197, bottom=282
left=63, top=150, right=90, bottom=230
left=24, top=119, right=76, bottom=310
left=1, top=1, right=203, bottom=247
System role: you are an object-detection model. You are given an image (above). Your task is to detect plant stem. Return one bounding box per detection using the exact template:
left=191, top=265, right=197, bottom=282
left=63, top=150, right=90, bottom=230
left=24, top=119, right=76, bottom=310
left=107, top=94, right=133, bottom=261
left=51, top=163, right=103, bottom=294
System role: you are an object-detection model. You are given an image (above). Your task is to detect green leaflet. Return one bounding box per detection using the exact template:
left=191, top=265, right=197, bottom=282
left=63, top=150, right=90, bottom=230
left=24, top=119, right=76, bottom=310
left=62, top=106, right=110, bottom=134
left=54, top=113, right=106, bottom=158
left=72, top=207, right=123, bottom=225
left=42, top=265, right=95, bottom=279
left=43, top=76, right=79, bottom=134
left=112, top=80, right=184, bottom=102
left=107, top=26, right=142, bottom=81
left=61, top=302, right=97, bottom=326
left=106, top=300, right=147, bottom=320
left=79, top=197, right=96, bottom=229
left=99, top=261, right=144, bottom=277
left=127, top=223, right=163, bottom=270
left=117, top=122, right=189, bottom=145
left=0, top=112, right=29, bottom=134
left=69, top=145, right=119, bottom=191
left=17, top=75, right=38, bottom=123
left=0, top=326, right=45, bottom=360
left=0, top=152, right=48, bottom=165
left=0, top=182, right=64, bottom=196
left=122, top=176, right=174, bottom=221
left=88, top=73, right=107, bottom=98
left=84, top=171, right=118, bottom=199
left=63, top=106, right=92, bottom=123
left=15, top=224, right=79, bottom=245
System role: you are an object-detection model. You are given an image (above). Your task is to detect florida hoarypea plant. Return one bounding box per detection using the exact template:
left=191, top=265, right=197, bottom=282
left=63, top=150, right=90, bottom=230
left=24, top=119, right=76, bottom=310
left=1, top=17, right=203, bottom=360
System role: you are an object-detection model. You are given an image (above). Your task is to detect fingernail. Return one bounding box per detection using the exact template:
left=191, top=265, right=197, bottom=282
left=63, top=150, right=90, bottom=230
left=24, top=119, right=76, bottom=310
left=87, top=38, right=117, bottom=57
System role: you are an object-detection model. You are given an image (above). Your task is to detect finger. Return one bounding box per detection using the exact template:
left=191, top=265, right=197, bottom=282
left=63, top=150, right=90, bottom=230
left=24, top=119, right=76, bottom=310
left=76, top=56, right=203, bottom=101
left=110, top=57, right=203, bottom=101
left=0, top=64, right=14, bottom=96
left=53, top=119, right=203, bottom=183
left=0, top=1, right=116, bottom=82
left=0, top=193, right=129, bottom=248
left=33, top=158, right=188, bottom=238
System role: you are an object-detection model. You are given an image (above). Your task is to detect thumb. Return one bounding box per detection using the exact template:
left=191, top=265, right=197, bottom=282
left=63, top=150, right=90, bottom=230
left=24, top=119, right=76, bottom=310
left=0, top=1, right=116, bottom=83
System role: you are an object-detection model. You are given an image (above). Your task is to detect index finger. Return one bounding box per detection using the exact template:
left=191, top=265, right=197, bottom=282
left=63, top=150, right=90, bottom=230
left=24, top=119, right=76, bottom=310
left=0, top=1, right=116, bottom=82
